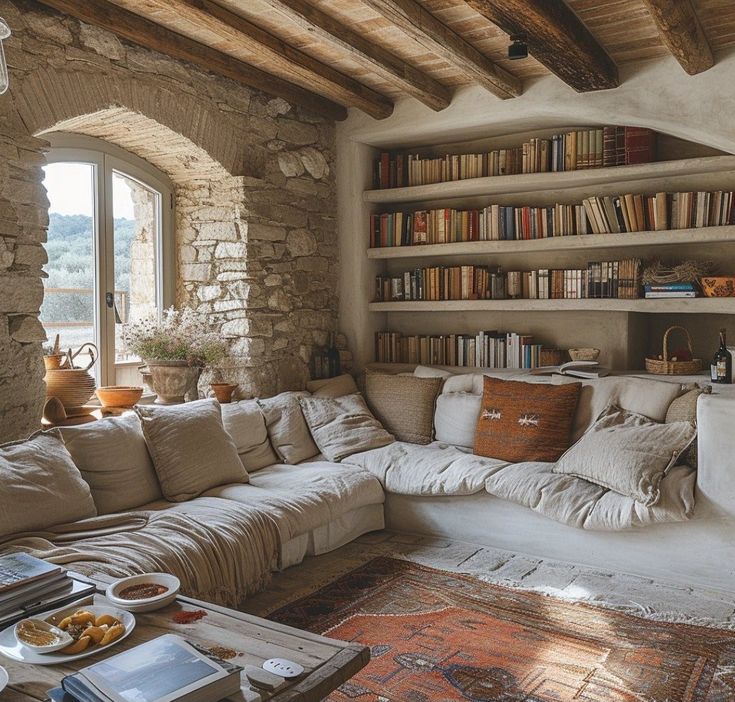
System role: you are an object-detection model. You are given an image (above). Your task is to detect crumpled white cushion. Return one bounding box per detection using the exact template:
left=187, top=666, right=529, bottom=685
left=343, top=441, right=508, bottom=496
left=434, top=393, right=481, bottom=448
left=221, top=400, right=279, bottom=472
left=484, top=461, right=695, bottom=530
left=258, top=391, right=319, bottom=465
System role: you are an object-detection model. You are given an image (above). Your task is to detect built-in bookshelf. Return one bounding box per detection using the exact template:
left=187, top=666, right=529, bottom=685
left=354, top=127, right=735, bottom=371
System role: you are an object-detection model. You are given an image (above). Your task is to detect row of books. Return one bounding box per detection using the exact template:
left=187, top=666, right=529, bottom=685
left=374, top=260, right=642, bottom=302
left=372, top=127, right=656, bottom=189
left=375, top=330, right=543, bottom=369
left=368, top=190, right=735, bottom=248
left=644, top=282, right=699, bottom=299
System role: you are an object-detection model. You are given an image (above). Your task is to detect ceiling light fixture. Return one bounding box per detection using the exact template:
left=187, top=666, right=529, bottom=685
left=0, top=17, right=10, bottom=95
left=508, top=34, right=528, bottom=61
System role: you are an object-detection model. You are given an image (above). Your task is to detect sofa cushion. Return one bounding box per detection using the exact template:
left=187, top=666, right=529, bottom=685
left=306, top=374, right=359, bottom=398
left=552, top=375, right=685, bottom=443
left=434, top=393, right=481, bottom=448
left=58, top=413, right=162, bottom=514
left=136, top=399, right=248, bottom=502
left=221, top=400, right=279, bottom=472
left=299, top=394, right=394, bottom=461
left=258, top=391, right=319, bottom=464
left=0, top=432, right=96, bottom=537
left=553, top=405, right=696, bottom=506
left=665, top=386, right=709, bottom=468
left=205, top=461, right=384, bottom=542
left=474, top=376, right=581, bottom=462
left=344, top=441, right=508, bottom=496
left=365, top=372, right=442, bottom=444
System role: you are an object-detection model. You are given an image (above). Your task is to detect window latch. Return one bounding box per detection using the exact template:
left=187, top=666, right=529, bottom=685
left=105, top=292, right=114, bottom=308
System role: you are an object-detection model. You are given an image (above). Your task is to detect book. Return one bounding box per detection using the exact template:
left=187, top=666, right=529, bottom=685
left=0, top=553, right=62, bottom=594
left=530, top=360, right=610, bottom=378
left=60, top=634, right=242, bottom=702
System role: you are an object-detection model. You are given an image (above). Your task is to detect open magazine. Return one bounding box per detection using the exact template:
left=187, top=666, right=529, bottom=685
left=530, top=360, right=610, bottom=379
left=56, top=634, right=241, bottom=702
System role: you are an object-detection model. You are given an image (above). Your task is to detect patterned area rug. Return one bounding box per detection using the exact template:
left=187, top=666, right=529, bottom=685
left=269, top=556, right=735, bottom=702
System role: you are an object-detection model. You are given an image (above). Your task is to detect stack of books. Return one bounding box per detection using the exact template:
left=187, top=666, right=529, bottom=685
left=644, top=282, right=698, bottom=298
left=0, top=552, right=94, bottom=628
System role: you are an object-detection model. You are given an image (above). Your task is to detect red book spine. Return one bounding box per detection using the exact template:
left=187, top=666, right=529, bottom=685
left=380, top=152, right=390, bottom=189
left=624, top=127, right=656, bottom=165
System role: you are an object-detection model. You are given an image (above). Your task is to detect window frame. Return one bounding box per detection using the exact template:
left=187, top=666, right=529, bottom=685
left=44, top=133, right=175, bottom=385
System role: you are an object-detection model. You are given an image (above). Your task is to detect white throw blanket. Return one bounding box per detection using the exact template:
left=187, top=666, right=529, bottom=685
left=0, top=497, right=280, bottom=607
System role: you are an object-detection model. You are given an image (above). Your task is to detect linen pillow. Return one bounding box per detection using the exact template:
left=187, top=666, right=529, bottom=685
left=299, top=394, right=394, bottom=461
left=364, top=372, right=443, bottom=444
left=57, top=413, right=162, bottom=514
left=665, top=385, right=710, bottom=468
left=306, top=374, right=359, bottom=398
left=0, top=432, right=96, bottom=538
left=257, top=391, right=319, bottom=464
left=474, top=376, right=581, bottom=462
left=136, top=399, right=248, bottom=502
left=220, top=399, right=279, bottom=472
left=554, top=405, right=696, bottom=506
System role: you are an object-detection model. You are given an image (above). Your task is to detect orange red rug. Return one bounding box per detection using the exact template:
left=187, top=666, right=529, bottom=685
left=269, top=556, right=735, bottom=701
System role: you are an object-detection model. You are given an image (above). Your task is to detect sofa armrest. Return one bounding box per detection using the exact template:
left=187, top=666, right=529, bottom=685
left=697, top=393, right=735, bottom=515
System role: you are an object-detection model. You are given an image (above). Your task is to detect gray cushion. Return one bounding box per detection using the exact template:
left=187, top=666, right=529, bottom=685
left=221, top=400, right=279, bottom=472
left=136, top=399, right=248, bottom=502
left=258, top=391, right=319, bottom=464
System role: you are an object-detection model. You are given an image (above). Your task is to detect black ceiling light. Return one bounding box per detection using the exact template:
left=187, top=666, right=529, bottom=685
left=508, top=34, right=528, bottom=60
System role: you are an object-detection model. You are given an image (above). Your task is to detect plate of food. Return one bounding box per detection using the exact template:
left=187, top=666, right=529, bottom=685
left=0, top=601, right=135, bottom=665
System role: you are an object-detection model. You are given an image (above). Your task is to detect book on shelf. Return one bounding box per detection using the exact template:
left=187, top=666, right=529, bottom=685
left=644, top=282, right=699, bottom=299
left=368, top=190, right=735, bottom=249
left=55, top=634, right=242, bottom=702
left=374, top=259, right=642, bottom=302
left=372, top=127, right=656, bottom=189
left=530, top=360, right=610, bottom=379
left=375, top=330, right=543, bottom=369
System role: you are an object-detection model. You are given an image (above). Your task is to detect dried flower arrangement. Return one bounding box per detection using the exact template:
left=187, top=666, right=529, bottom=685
left=641, top=260, right=713, bottom=286
left=123, top=308, right=227, bottom=367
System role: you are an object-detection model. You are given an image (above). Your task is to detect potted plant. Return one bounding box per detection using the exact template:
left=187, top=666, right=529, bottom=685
left=124, top=308, right=227, bottom=404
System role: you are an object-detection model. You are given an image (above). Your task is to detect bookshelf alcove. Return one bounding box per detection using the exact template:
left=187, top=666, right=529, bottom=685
left=360, top=128, right=735, bottom=372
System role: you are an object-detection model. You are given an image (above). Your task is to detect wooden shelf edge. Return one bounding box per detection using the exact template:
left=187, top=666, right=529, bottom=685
left=367, top=225, right=735, bottom=259
left=368, top=298, right=735, bottom=313
left=363, top=155, right=735, bottom=205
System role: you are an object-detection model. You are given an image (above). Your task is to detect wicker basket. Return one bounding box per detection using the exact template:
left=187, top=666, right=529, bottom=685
left=645, top=326, right=702, bottom=375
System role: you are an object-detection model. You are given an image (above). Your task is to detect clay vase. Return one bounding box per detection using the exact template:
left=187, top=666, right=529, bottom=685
left=44, top=343, right=98, bottom=410
left=147, top=360, right=201, bottom=404
left=211, top=382, right=237, bottom=403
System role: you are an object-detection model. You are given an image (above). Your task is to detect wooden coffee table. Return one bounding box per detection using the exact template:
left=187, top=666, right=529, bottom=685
left=2, top=585, right=369, bottom=701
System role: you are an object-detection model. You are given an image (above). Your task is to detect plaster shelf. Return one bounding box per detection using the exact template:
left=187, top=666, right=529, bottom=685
left=366, top=225, right=735, bottom=259
left=368, top=298, right=735, bottom=314
left=363, top=155, right=735, bottom=205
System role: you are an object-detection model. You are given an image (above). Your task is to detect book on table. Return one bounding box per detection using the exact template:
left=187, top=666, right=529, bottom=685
left=0, top=552, right=62, bottom=594
left=530, top=360, right=610, bottom=379
left=54, top=634, right=242, bottom=702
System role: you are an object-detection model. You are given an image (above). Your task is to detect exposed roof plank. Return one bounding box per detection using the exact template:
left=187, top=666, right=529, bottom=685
left=358, top=0, right=523, bottom=99
left=640, top=0, right=714, bottom=74
left=260, top=0, right=453, bottom=111
left=34, top=0, right=348, bottom=121
left=107, top=0, right=394, bottom=119
left=463, top=0, right=619, bottom=91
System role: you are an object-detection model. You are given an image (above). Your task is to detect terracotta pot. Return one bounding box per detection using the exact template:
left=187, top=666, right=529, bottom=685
left=211, top=382, right=237, bottom=403
left=96, top=386, right=144, bottom=409
left=44, top=354, right=65, bottom=371
left=146, top=360, right=201, bottom=404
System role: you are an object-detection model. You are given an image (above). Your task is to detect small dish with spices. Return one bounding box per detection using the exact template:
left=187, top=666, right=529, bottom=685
left=105, top=573, right=180, bottom=613
left=14, top=618, right=73, bottom=654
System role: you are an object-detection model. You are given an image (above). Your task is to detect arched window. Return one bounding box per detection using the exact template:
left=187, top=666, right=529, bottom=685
left=40, top=134, right=174, bottom=386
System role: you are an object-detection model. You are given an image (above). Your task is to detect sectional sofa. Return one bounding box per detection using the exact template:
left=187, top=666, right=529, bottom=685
left=0, top=367, right=732, bottom=609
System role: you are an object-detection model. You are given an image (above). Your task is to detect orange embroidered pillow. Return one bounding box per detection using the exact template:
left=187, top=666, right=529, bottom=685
left=474, top=376, right=581, bottom=463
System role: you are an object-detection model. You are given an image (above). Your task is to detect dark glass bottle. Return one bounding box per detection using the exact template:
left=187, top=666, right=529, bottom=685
left=327, top=332, right=341, bottom=378
left=711, top=328, right=732, bottom=384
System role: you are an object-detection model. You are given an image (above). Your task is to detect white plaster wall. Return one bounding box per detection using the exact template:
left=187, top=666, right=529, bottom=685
left=337, top=53, right=735, bottom=371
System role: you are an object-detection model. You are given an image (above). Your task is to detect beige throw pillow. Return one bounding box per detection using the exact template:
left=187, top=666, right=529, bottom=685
left=0, top=432, right=96, bottom=538
left=299, top=394, right=394, bottom=461
left=58, top=413, right=162, bottom=514
left=553, top=405, right=696, bottom=506
left=364, top=372, right=443, bottom=444
left=665, top=385, right=710, bottom=468
left=136, top=399, right=248, bottom=502
left=258, top=391, right=320, bottom=464
left=305, top=374, right=359, bottom=398
left=221, top=400, right=279, bottom=472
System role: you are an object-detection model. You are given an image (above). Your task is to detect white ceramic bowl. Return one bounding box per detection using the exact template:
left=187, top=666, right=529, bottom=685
left=105, top=573, right=180, bottom=612
left=14, top=618, right=73, bottom=654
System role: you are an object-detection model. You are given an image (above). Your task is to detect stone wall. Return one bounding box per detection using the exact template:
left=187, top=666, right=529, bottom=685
left=0, top=0, right=337, bottom=442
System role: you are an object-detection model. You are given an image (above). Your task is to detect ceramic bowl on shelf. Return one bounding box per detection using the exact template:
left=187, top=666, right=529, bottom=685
left=95, top=386, right=143, bottom=408
left=568, top=347, right=601, bottom=362
left=105, top=573, right=180, bottom=613
left=14, top=618, right=72, bottom=654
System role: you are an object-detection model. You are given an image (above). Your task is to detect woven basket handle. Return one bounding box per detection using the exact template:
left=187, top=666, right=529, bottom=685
left=662, top=326, right=693, bottom=362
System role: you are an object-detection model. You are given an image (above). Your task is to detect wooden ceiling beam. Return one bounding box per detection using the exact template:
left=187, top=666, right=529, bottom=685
left=463, top=0, right=618, bottom=92
left=359, top=0, right=522, bottom=100
left=262, top=0, right=452, bottom=112
left=107, top=0, right=394, bottom=119
left=34, top=0, right=348, bottom=121
left=640, top=0, right=714, bottom=75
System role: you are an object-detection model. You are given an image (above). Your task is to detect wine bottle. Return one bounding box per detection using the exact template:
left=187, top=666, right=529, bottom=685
left=327, top=332, right=341, bottom=378
left=710, top=328, right=732, bottom=384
